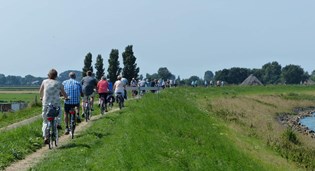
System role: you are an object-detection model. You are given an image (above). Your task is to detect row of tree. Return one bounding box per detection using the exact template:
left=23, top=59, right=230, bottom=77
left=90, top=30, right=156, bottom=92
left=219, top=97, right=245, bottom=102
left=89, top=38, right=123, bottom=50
left=181, top=61, right=313, bottom=86
left=1, top=55, right=314, bottom=86
left=82, top=45, right=139, bottom=83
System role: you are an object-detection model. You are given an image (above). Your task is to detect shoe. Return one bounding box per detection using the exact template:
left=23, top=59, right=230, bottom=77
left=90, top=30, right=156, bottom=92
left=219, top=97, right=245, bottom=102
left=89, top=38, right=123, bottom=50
left=57, top=125, right=62, bottom=130
left=44, top=138, right=49, bottom=144
left=65, top=128, right=70, bottom=135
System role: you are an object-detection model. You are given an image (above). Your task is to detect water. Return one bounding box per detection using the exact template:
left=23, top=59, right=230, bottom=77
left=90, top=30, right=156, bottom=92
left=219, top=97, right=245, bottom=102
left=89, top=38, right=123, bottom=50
left=300, top=113, right=315, bottom=131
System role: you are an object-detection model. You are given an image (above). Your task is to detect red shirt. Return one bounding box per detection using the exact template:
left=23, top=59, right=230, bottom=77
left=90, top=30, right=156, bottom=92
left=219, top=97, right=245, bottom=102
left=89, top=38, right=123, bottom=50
left=97, top=80, right=109, bottom=93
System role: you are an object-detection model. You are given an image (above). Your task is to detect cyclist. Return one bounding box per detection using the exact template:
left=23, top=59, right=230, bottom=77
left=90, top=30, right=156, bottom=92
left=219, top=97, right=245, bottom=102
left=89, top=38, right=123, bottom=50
left=97, top=75, right=109, bottom=112
left=113, top=76, right=126, bottom=106
left=130, top=78, right=138, bottom=97
left=39, top=69, right=69, bottom=144
left=62, top=72, right=83, bottom=134
left=81, top=70, right=97, bottom=117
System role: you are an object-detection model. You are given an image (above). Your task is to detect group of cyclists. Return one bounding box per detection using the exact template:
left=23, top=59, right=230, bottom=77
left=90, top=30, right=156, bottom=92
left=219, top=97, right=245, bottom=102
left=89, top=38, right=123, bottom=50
left=39, top=69, right=127, bottom=144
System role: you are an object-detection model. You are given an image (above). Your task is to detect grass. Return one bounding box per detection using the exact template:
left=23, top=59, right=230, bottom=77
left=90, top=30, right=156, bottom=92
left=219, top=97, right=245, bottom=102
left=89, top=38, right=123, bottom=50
left=32, top=87, right=306, bottom=171
left=0, top=119, right=43, bottom=170
left=3, top=85, right=315, bottom=170
left=0, top=106, right=41, bottom=128
left=0, top=92, right=39, bottom=103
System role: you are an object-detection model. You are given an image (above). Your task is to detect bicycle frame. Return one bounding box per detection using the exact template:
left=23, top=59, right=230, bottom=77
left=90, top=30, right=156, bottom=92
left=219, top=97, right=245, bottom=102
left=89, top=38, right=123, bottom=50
left=47, top=116, right=58, bottom=149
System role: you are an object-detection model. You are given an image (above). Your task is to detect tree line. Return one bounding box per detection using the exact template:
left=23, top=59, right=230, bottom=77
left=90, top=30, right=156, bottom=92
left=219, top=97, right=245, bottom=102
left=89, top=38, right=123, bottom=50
left=182, top=61, right=314, bottom=86
left=1, top=53, right=315, bottom=86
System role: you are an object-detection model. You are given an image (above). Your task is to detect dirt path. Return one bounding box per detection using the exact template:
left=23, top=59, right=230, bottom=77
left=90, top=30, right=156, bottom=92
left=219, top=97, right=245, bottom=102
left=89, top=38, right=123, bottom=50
left=5, top=108, right=119, bottom=171
left=0, top=115, right=41, bottom=132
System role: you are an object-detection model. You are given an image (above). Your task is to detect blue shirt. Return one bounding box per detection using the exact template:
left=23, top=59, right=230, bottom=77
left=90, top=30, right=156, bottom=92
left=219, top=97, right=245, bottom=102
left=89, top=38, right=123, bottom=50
left=108, top=82, right=113, bottom=92
left=62, top=78, right=82, bottom=104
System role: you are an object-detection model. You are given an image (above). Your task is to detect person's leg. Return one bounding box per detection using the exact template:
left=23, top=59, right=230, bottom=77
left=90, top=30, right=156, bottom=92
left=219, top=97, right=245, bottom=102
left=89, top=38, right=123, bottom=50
left=76, top=104, right=81, bottom=122
left=56, top=105, right=62, bottom=130
left=41, top=106, right=49, bottom=144
left=64, top=104, right=70, bottom=132
left=82, top=95, right=87, bottom=117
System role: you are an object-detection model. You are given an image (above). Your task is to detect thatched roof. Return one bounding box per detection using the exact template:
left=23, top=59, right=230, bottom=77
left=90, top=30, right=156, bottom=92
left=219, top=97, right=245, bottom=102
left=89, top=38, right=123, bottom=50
left=240, top=74, right=263, bottom=86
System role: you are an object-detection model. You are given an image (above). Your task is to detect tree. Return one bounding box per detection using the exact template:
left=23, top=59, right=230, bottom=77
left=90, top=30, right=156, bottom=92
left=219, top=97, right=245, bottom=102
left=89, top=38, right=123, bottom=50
left=146, top=73, right=159, bottom=81
left=82, top=52, right=93, bottom=77
left=95, top=54, right=105, bottom=80
left=0, top=74, right=6, bottom=85
left=204, top=71, right=214, bottom=82
left=215, top=69, right=229, bottom=83
left=311, top=70, right=315, bottom=82
left=228, top=67, right=251, bottom=84
left=281, top=64, right=306, bottom=84
left=251, top=68, right=263, bottom=82
left=157, top=67, right=173, bottom=80
left=261, top=61, right=282, bottom=84
left=122, top=45, right=140, bottom=82
left=107, top=49, right=121, bottom=83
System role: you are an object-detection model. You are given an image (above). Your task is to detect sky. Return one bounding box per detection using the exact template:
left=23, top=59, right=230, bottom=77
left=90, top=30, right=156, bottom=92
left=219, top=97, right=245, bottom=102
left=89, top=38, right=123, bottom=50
left=1, top=0, right=315, bottom=79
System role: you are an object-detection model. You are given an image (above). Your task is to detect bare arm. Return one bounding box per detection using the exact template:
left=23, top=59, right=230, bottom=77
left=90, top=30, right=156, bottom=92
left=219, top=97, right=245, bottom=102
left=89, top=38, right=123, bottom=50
left=39, top=83, right=44, bottom=100
left=60, top=85, right=69, bottom=99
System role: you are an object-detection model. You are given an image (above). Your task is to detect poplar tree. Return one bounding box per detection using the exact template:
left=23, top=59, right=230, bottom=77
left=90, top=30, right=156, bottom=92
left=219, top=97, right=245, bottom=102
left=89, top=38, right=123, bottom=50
left=107, top=49, right=121, bottom=82
left=82, top=52, right=93, bottom=77
left=122, top=45, right=139, bottom=82
left=95, top=54, right=105, bottom=80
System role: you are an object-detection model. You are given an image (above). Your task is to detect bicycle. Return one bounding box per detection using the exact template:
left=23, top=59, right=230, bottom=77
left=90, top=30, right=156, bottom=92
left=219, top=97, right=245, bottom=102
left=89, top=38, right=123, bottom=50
left=83, top=96, right=92, bottom=122
left=107, top=93, right=115, bottom=110
left=45, top=104, right=60, bottom=149
left=66, top=107, right=77, bottom=139
left=116, top=92, right=124, bottom=109
left=100, top=96, right=106, bottom=115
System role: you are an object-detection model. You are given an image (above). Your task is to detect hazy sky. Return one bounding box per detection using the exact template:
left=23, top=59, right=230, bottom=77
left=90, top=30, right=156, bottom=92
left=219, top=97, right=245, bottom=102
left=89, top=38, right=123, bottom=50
left=1, top=1, right=314, bottom=79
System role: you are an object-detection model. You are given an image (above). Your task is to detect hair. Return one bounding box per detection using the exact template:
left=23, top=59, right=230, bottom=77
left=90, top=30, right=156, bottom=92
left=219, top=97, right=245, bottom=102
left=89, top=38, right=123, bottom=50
left=102, top=75, right=106, bottom=80
left=69, top=72, right=76, bottom=79
left=86, top=70, right=92, bottom=76
left=117, top=76, right=121, bottom=80
left=48, top=69, right=58, bottom=79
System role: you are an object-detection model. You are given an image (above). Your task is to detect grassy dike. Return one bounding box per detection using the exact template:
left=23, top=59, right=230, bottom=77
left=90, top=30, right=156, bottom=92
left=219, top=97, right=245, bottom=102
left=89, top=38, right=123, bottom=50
left=31, top=86, right=315, bottom=171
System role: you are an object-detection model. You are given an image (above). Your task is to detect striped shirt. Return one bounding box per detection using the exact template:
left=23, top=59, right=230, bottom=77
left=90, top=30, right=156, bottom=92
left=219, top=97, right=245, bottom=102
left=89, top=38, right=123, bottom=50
left=62, top=78, right=82, bottom=104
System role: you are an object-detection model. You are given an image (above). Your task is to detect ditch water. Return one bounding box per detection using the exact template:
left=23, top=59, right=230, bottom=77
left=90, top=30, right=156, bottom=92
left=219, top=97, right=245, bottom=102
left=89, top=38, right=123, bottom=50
left=300, top=112, right=315, bottom=131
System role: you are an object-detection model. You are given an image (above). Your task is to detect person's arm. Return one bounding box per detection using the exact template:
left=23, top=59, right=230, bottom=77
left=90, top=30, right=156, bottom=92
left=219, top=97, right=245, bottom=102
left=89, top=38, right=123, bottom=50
left=60, top=84, right=69, bottom=99
left=39, top=82, right=44, bottom=100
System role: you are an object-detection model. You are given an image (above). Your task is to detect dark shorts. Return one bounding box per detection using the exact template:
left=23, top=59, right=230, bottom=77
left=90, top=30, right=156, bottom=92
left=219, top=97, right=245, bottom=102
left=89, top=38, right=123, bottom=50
left=64, top=104, right=80, bottom=113
left=99, top=93, right=109, bottom=103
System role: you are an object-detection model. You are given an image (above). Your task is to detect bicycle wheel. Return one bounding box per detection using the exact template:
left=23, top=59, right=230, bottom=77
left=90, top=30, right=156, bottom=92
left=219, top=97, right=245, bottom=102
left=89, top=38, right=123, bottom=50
left=47, top=122, right=52, bottom=149
left=53, top=120, right=58, bottom=147
left=101, top=99, right=105, bottom=115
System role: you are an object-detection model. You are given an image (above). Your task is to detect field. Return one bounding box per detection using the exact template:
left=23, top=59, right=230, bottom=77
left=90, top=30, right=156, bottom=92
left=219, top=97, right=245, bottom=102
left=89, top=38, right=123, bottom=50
left=2, top=85, right=315, bottom=170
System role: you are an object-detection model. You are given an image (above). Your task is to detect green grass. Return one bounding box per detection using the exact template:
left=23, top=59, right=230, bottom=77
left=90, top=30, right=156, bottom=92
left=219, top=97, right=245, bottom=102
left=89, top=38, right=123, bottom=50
left=3, top=85, right=315, bottom=170
left=0, top=106, right=41, bottom=128
left=0, top=119, right=43, bottom=170
left=32, top=88, right=297, bottom=171
left=0, top=93, right=39, bottom=103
